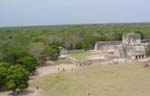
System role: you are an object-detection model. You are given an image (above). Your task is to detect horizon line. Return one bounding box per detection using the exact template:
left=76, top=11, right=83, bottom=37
left=0, top=21, right=150, bottom=28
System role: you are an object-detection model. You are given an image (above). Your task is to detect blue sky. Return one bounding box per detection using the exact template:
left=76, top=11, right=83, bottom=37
left=0, top=0, right=150, bottom=27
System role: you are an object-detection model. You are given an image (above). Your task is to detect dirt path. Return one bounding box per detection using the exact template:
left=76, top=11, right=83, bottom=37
left=0, top=64, right=77, bottom=96
left=36, top=64, right=77, bottom=77
left=28, top=88, right=45, bottom=96
left=26, top=64, right=77, bottom=96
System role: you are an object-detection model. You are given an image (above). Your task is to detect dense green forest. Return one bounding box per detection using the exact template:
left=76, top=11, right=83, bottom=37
left=0, top=23, right=150, bottom=61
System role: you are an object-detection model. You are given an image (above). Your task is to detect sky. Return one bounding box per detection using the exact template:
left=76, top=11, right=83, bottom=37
left=0, top=0, right=150, bottom=27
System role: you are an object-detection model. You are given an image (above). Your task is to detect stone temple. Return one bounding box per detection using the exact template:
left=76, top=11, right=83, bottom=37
left=94, top=33, right=146, bottom=60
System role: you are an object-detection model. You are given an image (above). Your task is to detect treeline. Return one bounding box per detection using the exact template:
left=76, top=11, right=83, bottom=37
left=0, top=23, right=149, bottom=50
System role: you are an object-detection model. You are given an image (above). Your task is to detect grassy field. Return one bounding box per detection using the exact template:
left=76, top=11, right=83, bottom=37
left=69, top=50, right=92, bottom=60
left=31, top=63, right=150, bottom=96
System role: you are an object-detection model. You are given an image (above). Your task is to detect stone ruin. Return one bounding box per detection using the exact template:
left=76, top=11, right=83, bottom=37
left=94, top=33, right=147, bottom=60
left=60, top=33, right=149, bottom=66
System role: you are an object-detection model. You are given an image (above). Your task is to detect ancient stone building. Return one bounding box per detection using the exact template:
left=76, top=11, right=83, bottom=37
left=94, top=33, right=146, bottom=60
left=122, top=33, right=141, bottom=44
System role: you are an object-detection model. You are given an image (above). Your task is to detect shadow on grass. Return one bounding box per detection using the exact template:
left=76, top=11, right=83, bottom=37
left=7, top=89, right=34, bottom=96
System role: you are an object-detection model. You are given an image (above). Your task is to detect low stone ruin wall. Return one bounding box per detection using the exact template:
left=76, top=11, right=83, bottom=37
left=142, top=39, right=150, bottom=43
left=66, top=56, right=119, bottom=66
left=66, top=56, right=80, bottom=64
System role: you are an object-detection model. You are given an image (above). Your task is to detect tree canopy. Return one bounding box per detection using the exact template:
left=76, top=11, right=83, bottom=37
left=0, top=63, right=30, bottom=92
left=17, top=54, right=38, bottom=73
left=43, top=41, right=62, bottom=60
left=5, top=65, right=29, bottom=92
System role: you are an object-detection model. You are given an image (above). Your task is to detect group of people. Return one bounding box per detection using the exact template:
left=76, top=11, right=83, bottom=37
left=57, top=64, right=65, bottom=72
left=107, top=59, right=119, bottom=65
left=144, top=61, right=150, bottom=68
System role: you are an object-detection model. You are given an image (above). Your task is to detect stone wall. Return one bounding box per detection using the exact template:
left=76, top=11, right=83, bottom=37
left=94, top=41, right=121, bottom=51
left=66, top=55, right=120, bottom=66
left=122, top=33, right=141, bottom=44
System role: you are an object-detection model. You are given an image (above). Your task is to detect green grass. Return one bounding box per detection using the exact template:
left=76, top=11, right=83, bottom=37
left=31, top=63, right=150, bottom=96
left=53, top=60, right=72, bottom=64
left=69, top=51, right=92, bottom=60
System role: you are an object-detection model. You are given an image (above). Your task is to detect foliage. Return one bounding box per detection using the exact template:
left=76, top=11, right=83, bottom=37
left=0, top=62, right=9, bottom=90
left=0, top=23, right=148, bottom=66
left=0, top=42, right=38, bottom=92
left=0, top=62, right=10, bottom=68
left=5, top=65, right=29, bottom=91
left=135, top=31, right=145, bottom=39
left=0, top=63, right=30, bottom=92
left=82, top=35, right=100, bottom=50
left=43, top=41, right=62, bottom=60
left=0, top=38, right=29, bottom=65
left=0, top=23, right=149, bottom=60
left=0, top=42, right=38, bottom=73
left=75, top=42, right=83, bottom=49
left=1, top=48, right=27, bottom=65
left=115, top=32, right=123, bottom=40
left=17, top=54, right=38, bottom=73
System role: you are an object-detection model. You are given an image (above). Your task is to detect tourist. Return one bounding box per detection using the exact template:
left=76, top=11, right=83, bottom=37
left=36, top=86, right=39, bottom=90
left=87, top=92, right=90, bottom=96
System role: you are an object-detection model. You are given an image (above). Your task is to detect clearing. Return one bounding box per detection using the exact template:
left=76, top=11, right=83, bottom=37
left=30, top=63, right=150, bottom=96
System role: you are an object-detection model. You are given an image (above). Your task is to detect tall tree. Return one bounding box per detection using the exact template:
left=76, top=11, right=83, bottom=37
left=5, top=65, right=29, bottom=93
left=135, top=31, right=145, bottom=39
left=17, top=55, right=38, bottom=73
left=43, top=41, right=62, bottom=60
left=0, top=62, right=9, bottom=90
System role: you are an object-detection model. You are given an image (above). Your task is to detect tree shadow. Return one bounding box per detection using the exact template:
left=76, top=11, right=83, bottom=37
left=19, top=89, right=34, bottom=95
left=8, top=89, right=34, bottom=96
